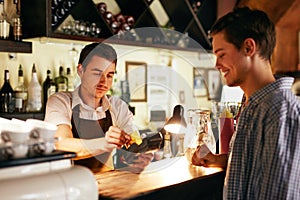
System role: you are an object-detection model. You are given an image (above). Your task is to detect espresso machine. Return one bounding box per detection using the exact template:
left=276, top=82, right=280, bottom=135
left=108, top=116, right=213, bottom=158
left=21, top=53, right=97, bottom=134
left=0, top=150, right=98, bottom=200
left=0, top=118, right=98, bottom=200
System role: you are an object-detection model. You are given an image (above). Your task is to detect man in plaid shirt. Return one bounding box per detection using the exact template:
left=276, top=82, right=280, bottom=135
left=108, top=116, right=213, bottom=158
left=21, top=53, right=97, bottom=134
left=192, top=7, right=300, bottom=199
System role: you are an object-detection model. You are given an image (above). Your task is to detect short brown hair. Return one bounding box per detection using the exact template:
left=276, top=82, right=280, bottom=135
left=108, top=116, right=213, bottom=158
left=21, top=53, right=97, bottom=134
left=210, top=7, right=276, bottom=62
left=78, top=42, right=117, bottom=70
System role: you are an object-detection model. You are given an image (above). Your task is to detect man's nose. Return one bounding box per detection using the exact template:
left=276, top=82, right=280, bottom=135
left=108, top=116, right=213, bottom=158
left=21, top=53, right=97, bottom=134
left=215, top=61, right=221, bottom=71
left=99, top=73, right=107, bottom=83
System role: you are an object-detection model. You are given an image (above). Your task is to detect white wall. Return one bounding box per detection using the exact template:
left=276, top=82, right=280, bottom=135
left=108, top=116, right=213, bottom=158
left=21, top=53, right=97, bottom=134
left=0, top=39, right=216, bottom=129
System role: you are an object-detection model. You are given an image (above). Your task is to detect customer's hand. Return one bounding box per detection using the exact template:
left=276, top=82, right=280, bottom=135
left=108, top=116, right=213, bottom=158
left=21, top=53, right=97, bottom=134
left=191, top=149, right=216, bottom=167
left=192, top=146, right=228, bottom=169
left=127, top=152, right=154, bottom=174
left=105, top=126, right=131, bottom=151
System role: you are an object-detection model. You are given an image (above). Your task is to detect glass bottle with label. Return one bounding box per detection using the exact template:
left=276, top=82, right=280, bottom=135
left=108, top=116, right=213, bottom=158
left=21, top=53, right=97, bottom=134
left=0, top=69, right=15, bottom=113
left=42, top=69, right=56, bottom=110
left=55, top=66, right=68, bottom=92
left=14, top=64, right=27, bottom=112
left=27, top=63, right=42, bottom=112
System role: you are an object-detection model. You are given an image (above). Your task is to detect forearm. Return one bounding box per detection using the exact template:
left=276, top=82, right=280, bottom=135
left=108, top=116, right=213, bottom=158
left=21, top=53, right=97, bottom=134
left=215, top=154, right=228, bottom=169
left=55, top=137, right=108, bottom=159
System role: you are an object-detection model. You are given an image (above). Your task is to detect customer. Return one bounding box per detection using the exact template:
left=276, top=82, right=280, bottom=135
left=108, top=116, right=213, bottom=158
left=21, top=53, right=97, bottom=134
left=45, top=42, right=152, bottom=173
left=192, top=7, right=300, bottom=199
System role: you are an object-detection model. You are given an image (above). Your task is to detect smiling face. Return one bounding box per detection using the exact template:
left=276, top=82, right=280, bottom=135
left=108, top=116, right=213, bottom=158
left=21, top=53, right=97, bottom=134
left=78, top=55, right=116, bottom=107
left=212, top=31, right=249, bottom=87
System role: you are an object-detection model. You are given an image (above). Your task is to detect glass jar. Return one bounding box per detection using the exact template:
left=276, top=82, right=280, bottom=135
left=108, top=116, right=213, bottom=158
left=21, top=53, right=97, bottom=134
left=185, top=109, right=216, bottom=163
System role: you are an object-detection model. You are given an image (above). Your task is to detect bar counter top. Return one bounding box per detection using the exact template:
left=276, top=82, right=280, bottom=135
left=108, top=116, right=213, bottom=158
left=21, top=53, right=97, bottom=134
left=95, top=156, right=225, bottom=200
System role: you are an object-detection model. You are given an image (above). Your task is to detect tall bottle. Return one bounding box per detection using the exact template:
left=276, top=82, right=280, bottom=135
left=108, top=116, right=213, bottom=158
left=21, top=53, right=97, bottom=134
left=14, top=64, right=27, bottom=112
left=55, top=66, right=68, bottom=92
left=0, top=0, right=10, bottom=39
left=27, top=63, right=42, bottom=112
left=66, top=67, right=74, bottom=92
left=0, top=69, right=15, bottom=113
left=12, top=0, right=22, bottom=41
left=42, top=69, right=56, bottom=110
left=163, top=133, right=173, bottom=159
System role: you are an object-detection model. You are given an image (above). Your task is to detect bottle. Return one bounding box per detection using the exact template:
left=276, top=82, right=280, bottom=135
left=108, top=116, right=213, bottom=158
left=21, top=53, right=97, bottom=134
left=42, top=69, right=56, bottom=110
left=12, top=0, right=22, bottom=41
left=66, top=67, right=74, bottom=91
left=55, top=66, right=68, bottom=92
left=14, top=64, right=27, bottom=112
left=0, top=69, right=15, bottom=113
left=175, top=136, right=185, bottom=157
left=27, top=63, right=42, bottom=112
left=0, top=0, right=10, bottom=39
left=163, top=133, right=173, bottom=159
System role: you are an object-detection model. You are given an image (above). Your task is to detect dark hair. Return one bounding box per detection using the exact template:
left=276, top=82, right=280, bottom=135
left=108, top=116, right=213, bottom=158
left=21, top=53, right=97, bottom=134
left=78, top=42, right=117, bottom=70
left=210, top=7, right=276, bottom=62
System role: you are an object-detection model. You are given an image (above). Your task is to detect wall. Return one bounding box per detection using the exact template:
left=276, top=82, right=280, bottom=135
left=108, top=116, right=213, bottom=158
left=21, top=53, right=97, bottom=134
left=0, top=39, right=216, bottom=129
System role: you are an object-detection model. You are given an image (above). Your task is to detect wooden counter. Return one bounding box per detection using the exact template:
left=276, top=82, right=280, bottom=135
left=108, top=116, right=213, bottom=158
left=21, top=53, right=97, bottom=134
left=95, top=156, right=225, bottom=200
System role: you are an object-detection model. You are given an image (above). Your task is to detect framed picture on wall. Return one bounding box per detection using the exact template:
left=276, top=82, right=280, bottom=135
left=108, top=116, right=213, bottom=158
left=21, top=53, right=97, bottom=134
left=125, top=61, right=147, bottom=102
left=193, top=67, right=222, bottom=100
left=193, top=67, right=208, bottom=97
left=207, top=69, right=222, bottom=100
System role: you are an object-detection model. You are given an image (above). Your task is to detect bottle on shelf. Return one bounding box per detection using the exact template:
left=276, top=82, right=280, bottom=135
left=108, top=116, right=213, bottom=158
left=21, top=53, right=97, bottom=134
left=55, top=66, right=68, bottom=92
left=0, top=69, right=15, bottom=113
left=27, top=63, right=42, bottom=112
left=14, top=64, right=27, bottom=112
left=0, top=0, right=10, bottom=39
left=12, top=0, right=22, bottom=41
left=42, top=69, right=56, bottom=110
left=66, top=67, right=74, bottom=92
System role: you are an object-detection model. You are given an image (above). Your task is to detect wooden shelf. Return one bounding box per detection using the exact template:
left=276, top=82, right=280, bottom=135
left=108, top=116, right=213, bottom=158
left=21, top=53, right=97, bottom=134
left=20, top=0, right=216, bottom=52
left=0, top=112, right=44, bottom=120
left=0, top=40, right=32, bottom=53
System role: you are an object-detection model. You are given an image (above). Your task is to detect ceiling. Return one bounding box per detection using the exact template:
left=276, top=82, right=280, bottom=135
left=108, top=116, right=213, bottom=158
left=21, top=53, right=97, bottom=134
left=237, top=0, right=300, bottom=30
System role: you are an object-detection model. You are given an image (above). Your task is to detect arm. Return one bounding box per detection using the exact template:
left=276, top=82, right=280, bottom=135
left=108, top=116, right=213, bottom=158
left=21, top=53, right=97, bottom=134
left=55, top=124, right=131, bottom=159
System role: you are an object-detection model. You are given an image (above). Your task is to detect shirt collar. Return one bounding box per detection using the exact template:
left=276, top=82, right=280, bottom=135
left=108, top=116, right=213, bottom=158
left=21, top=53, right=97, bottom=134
left=249, top=76, right=294, bottom=105
left=71, top=86, right=112, bottom=119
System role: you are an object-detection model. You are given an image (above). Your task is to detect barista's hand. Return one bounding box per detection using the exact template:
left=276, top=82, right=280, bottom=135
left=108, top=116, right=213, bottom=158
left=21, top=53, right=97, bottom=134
left=105, top=126, right=131, bottom=151
left=128, top=152, right=154, bottom=173
left=192, top=146, right=228, bottom=169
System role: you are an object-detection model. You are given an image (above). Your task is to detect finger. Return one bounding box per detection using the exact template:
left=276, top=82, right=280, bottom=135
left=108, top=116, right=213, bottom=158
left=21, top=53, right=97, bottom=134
left=106, top=128, right=129, bottom=145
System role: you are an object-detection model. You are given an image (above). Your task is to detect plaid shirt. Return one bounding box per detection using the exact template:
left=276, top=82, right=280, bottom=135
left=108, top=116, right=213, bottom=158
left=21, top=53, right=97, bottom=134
left=224, top=77, right=300, bottom=200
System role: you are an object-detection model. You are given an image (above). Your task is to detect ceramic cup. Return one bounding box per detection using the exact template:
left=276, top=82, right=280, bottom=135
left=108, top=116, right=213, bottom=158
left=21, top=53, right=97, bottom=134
left=26, top=119, right=57, bottom=154
left=0, top=119, right=32, bottom=158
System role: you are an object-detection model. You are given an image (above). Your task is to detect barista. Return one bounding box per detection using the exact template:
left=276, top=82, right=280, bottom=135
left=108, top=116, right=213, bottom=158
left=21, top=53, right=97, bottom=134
left=45, top=42, right=152, bottom=172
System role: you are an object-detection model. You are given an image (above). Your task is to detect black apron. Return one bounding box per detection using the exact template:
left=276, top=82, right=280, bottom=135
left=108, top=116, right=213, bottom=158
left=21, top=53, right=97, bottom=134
left=71, top=104, right=112, bottom=173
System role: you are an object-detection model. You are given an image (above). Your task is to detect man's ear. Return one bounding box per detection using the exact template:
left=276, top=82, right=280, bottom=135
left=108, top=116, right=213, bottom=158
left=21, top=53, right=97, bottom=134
left=243, top=38, right=256, bottom=56
left=77, top=64, right=83, bottom=76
